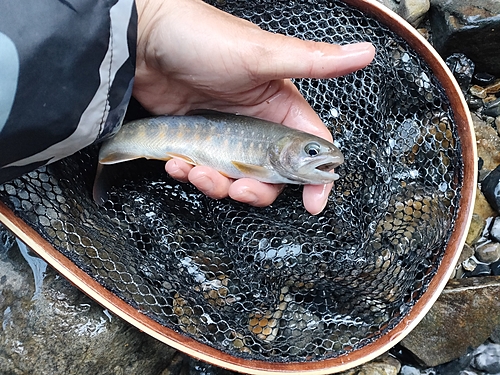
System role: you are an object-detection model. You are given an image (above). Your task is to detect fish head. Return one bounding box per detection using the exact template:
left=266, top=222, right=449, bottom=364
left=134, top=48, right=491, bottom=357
left=269, top=134, right=344, bottom=184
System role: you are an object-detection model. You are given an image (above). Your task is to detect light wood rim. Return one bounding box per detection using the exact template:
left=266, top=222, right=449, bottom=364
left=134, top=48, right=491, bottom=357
left=0, top=0, right=476, bottom=373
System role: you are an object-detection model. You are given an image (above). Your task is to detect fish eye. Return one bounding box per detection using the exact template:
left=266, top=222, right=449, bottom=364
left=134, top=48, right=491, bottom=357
left=304, top=142, right=321, bottom=157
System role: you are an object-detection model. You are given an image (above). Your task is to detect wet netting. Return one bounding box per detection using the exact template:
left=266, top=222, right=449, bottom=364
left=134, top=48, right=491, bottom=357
left=0, top=0, right=462, bottom=363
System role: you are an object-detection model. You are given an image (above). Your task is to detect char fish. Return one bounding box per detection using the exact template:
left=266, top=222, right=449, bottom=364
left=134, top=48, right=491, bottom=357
left=98, top=112, right=344, bottom=185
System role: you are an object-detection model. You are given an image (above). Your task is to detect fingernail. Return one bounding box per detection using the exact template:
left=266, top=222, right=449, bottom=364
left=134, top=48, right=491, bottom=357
left=340, top=42, right=374, bottom=53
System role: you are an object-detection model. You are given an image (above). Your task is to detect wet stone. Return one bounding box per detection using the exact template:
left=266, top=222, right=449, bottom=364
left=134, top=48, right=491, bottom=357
left=491, top=259, right=500, bottom=276
left=475, top=242, right=500, bottom=264
left=464, top=263, right=491, bottom=277
left=473, top=113, right=500, bottom=171
left=376, top=0, right=430, bottom=27
left=491, top=217, right=500, bottom=242
left=430, top=0, right=500, bottom=76
left=483, top=97, right=500, bottom=118
left=481, top=164, right=500, bottom=213
left=338, top=353, right=401, bottom=375
left=466, top=214, right=486, bottom=246
left=400, top=276, right=500, bottom=367
left=471, top=343, right=500, bottom=373
left=445, top=53, right=475, bottom=93
left=0, top=234, right=177, bottom=375
left=473, top=72, right=496, bottom=86
left=473, top=188, right=497, bottom=223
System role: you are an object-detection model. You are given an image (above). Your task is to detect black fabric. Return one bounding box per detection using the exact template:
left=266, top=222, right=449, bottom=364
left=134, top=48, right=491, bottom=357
left=0, top=0, right=137, bottom=182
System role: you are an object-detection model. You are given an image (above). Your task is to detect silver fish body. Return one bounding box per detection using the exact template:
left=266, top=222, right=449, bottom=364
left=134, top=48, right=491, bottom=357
left=98, top=112, right=344, bottom=185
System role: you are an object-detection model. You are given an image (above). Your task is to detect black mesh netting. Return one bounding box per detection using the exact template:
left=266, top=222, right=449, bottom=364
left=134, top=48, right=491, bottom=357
left=0, top=0, right=462, bottom=363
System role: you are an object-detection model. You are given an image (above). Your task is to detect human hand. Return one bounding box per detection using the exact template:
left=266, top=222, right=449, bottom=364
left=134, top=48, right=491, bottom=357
left=133, top=0, right=375, bottom=214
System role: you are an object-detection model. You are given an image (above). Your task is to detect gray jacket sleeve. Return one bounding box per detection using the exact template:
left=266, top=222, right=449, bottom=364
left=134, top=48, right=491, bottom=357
left=0, top=0, right=137, bottom=183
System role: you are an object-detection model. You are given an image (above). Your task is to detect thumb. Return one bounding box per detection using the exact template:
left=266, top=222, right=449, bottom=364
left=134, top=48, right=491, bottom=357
left=252, top=33, right=375, bottom=81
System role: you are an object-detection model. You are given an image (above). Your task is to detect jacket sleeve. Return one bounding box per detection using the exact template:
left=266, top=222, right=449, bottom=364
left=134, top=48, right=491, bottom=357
left=0, top=0, right=137, bottom=183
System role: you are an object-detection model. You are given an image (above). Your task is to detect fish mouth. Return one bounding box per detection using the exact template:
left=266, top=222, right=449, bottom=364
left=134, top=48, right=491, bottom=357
left=312, top=155, right=344, bottom=173
left=315, top=161, right=340, bottom=172
left=298, top=156, right=343, bottom=183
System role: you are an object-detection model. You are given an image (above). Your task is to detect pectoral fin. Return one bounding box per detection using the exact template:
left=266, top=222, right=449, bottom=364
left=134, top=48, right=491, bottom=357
left=231, top=161, right=272, bottom=180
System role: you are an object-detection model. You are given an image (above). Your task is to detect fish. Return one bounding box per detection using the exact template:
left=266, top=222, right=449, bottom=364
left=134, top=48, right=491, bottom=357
left=97, top=111, right=344, bottom=186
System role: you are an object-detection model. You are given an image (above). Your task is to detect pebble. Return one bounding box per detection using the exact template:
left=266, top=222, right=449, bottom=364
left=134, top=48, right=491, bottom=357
left=475, top=242, right=500, bottom=263
left=471, top=343, right=500, bottom=373
left=464, top=263, right=491, bottom=277
left=481, top=165, right=500, bottom=212
left=445, top=53, right=475, bottom=93
left=473, top=72, right=496, bottom=86
left=491, top=217, right=500, bottom=242
left=466, top=214, right=486, bottom=246
left=491, top=259, right=500, bottom=276
left=462, top=257, right=477, bottom=272
left=483, top=97, right=500, bottom=117
left=467, top=96, right=483, bottom=111
left=399, top=365, right=421, bottom=375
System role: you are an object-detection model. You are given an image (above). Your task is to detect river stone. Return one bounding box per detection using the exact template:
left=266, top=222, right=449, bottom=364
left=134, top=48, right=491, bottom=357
left=0, top=234, right=177, bottom=375
left=491, top=217, right=500, bottom=242
left=475, top=242, right=500, bottom=264
left=429, top=0, right=500, bottom=76
left=338, top=353, right=401, bottom=375
left=472, top=113, right=500, bottom=172
left=471, top=343, right=500, bottom=373
left=466, top=213, right=486, bottom=246
left=376, top=0, right=430, bottom=27
left=481, top=164, right=500, bottom=213
left=400, top=276, right=500, bottom=367
left=473, top=188, right=497, bottom=222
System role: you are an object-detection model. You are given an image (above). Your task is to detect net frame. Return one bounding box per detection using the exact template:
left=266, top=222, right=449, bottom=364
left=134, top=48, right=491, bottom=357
left=0, top=0, right=476, bottom=373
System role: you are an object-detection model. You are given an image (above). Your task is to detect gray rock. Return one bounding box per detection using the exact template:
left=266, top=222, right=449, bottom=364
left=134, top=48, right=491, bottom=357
left=481, top=164, right=500, bottom=213
left=399, top=366, right=421, bottom=375
left=376, top=0, right=430, bottom=27
left=490, top=216, right=500, bottom=242
left=445, top=53, right=475, bottom=94
left=475, top=242, right=500, bottom=264
left=429, top=0, right=500, bottom=76
left=337, top=353, right=401, bottom=375
left=484, top=97, right=500, bottom=118
left=0, top=232, right=177, bottom=375
left=400, top=276, right=500, bottom=367
left=471, top=343, right=500, bottom=373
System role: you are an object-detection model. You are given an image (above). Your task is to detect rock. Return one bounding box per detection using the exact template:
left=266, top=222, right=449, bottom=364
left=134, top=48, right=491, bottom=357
left=0, top=233, right=178, bottom=375
left=445, top=53, right=475, bottom=94
left=481, top=164, right=500, bottom=213
left=491, top=258, right=500, bottom=276
left=466, top=213, right=486, bottom=246
left=429, top=0, right=500, bottom=76
left=400, top=276, right=500, bottom=367
left=461, top=256, right=477, bottom=272
left=472, top=113, right=500, bottom=171
left=471, top=343, right=500, bottom=373
left=376, top=0, right=430, bottom=27
left=475, top=242, right=500, bottom=263
left=399, top=366, right=421, bottom=375
left=491, top=324, right=500, bottom=343
left=473, top=188, right=497, bottom=222
left=483, top=97, right=500, bottom=118
left=464, top=262, right=491, bottom=277
left=338, top=353, right=401, bottom=375
left=491, top=217, right=500, bottom=242
left=459, top=243, right=475, bottom=264
left=473, top=72, right=496, bottom=86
